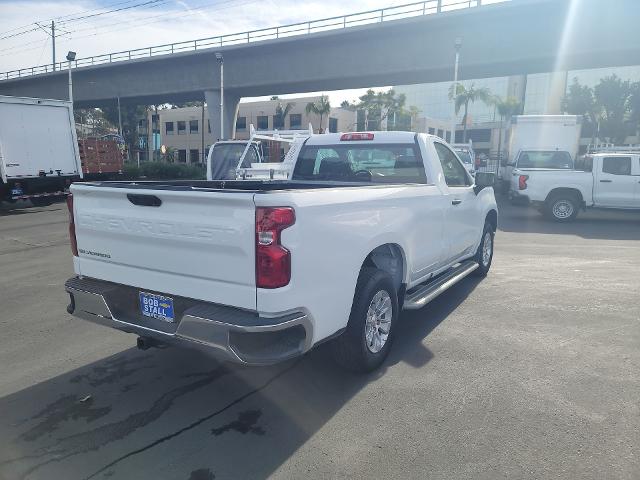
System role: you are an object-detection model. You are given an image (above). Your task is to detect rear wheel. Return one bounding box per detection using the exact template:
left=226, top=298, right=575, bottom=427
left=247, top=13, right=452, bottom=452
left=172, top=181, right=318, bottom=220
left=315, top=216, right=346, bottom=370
left=545, top=194, right=579, bottom=222
left=332, top=268, right=399, bottom=373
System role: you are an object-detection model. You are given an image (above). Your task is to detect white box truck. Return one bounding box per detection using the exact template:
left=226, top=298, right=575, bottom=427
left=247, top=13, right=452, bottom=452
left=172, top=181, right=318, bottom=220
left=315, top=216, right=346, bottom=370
left=0, top=95, right=82, bottom=206
left=498, top=115, right=582, bottom=191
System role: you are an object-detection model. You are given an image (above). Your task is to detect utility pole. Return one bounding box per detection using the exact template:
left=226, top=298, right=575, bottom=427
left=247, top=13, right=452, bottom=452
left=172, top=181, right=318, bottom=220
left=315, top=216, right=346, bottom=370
left=51, top=21, right=56, bottom=70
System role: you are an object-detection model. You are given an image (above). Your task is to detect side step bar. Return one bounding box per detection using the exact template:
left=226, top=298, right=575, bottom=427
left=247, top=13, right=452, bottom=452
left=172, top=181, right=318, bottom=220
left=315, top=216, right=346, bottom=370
left=403, top=260, right=479, bottom=310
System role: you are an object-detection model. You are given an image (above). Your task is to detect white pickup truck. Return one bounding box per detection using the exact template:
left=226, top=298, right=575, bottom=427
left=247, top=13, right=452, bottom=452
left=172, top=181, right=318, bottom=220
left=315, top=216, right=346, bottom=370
left=64, top=132, right=498, bottom=372
left=510, top=152, right=640, bottom=221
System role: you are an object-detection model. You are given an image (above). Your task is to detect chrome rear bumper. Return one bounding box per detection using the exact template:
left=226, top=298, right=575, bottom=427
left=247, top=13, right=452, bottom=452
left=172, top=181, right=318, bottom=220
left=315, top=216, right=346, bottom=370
left=65, top=276, right=312, bottom=365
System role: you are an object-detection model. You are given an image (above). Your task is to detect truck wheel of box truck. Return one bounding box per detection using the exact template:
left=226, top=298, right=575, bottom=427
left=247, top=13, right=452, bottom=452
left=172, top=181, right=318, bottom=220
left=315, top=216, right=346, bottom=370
left=331, top=268, right=399, bottom=373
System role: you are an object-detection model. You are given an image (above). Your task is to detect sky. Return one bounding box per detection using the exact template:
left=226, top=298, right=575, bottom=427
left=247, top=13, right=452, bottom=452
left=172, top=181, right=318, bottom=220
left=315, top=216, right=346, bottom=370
left=0, top=0, right=429, bottom=105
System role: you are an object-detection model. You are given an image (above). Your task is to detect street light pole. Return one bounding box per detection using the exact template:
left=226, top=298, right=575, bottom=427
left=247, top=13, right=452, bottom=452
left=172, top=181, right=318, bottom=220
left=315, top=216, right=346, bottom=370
left=66, top=51, right=76, bottom=105
left=215, top=53, right=224, bottom=140
left=451, top=37, right=462, bottom=144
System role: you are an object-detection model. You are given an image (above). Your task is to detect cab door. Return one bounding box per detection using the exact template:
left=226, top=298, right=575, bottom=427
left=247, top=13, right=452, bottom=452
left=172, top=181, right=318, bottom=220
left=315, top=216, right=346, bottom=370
left=594, top=156, right=637, bottom=207
left=434, top=142, right=479, bottom=262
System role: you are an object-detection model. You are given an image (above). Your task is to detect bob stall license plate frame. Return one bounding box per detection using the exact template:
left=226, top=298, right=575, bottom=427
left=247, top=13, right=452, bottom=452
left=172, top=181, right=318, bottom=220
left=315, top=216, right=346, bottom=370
left=139, top=291, right=175, bottom=322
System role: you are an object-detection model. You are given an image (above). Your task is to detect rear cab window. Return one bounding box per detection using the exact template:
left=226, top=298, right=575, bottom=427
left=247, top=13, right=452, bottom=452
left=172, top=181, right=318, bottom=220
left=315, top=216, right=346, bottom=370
left=292, top=143, right=427, bottom=184
left=517, top=151, right=573, bottom=169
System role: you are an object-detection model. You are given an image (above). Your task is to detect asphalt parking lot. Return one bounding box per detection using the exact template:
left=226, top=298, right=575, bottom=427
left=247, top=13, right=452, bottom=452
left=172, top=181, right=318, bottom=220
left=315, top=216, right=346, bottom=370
left=0, top=199, right=638, bottom=480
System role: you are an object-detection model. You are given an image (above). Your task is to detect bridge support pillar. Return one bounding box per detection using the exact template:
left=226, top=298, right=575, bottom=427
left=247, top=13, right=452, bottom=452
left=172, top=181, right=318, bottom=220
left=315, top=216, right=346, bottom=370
left=205, top=90, right=240, bottom=141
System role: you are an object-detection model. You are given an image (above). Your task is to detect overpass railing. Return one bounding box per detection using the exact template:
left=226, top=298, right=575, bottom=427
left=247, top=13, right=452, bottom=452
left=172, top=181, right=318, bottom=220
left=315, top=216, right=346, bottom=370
left=1, top=0, right=505, bottom=81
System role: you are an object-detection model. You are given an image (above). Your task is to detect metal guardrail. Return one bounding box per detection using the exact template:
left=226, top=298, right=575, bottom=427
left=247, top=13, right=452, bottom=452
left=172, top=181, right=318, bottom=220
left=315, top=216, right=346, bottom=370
left=1, top=0, right=503, bottom=81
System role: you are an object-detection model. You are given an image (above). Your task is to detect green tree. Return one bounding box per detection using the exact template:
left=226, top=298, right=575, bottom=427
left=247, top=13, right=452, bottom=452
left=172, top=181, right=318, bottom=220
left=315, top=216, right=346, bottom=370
left=448, top=83, right=492, bottom=142
left=594, top=75, right=632, bottom=144
left=305, top=95, right=331, bottom=133
left=356, top=88, right=408, bottom=131
left=274, top=101, right=295, bottom=129
left=493, top=96, right=522, bottom=162
left=102, top=103, right=148, bottom=162
left=629, top=81, right=640, bottom=141
left=562, top=78, right=599, bottom=144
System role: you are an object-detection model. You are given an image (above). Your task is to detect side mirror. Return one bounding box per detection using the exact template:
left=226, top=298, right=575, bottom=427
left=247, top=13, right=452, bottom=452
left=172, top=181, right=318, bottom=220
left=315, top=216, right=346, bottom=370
left=474, top=172, right=495, bottom=194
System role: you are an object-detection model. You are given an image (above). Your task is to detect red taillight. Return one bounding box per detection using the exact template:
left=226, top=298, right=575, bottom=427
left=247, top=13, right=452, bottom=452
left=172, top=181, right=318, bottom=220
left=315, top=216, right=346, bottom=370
left=255, top=207, right=295, bottom=289
left=518, top=175, right=529, bottom=190
left=340, top=132, right=374, bottom=141
left=66, top=194, right=78, bottom=257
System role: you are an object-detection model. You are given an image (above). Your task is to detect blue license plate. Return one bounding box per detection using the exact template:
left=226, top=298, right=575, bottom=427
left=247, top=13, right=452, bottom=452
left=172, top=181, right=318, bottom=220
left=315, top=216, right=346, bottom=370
left=139, top=292, right=174, bottom=322
left=11, top=188, right=23, bottom=196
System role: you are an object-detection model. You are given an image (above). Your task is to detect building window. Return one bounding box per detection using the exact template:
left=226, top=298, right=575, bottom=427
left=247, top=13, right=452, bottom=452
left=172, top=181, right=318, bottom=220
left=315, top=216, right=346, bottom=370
left=437, top=129, right=444, bottom=138
left=189, top=120, right=198, bottom=134
left=165, top=122, right=174, bottom=135
left=428, top=127, right=435, bottom=135
left=329, top=117, right=338, bottom=133
left=207, top=120, right=211, bottom=133
left=445, top=131, right=451, bottom=142
left=467, top=129, right=492, bottom=143
left=257, top=115, right=268, bottom=130
left=189, top=149, right=199, bottom=164
left=177, top=121, right=186, bottom=135
left=236, top=116, right=247, bottom=131
left=177, top=149, right=187, bottom=163
left=290, top=114, right=302, bottom=129
left=273, top=115, right=284, bottom=129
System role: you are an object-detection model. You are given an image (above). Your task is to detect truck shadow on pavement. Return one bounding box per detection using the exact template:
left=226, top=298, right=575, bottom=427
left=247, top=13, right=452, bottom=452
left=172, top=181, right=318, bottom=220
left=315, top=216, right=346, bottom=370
left=497, top=197, right=640, bottom=241
left=0, top=278, right=479, bottom=480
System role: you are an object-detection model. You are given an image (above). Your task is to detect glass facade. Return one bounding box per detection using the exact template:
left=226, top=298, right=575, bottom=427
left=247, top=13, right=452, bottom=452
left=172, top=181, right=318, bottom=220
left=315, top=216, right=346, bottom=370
left=397, top=66, right=640, bottom=124
left=396, top=76, right=509, bottom=123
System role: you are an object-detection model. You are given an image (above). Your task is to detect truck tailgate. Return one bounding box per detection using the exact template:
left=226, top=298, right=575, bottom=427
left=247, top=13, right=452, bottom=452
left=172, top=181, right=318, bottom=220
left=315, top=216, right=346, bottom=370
left=71, top=184, right=257, bottom=310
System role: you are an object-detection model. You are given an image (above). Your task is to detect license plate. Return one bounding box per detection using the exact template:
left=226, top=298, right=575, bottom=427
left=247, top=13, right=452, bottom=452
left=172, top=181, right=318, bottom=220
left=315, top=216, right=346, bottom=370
left=139, top=292, right=174, bottom=322
left=11, top=188, right=23, bottom=196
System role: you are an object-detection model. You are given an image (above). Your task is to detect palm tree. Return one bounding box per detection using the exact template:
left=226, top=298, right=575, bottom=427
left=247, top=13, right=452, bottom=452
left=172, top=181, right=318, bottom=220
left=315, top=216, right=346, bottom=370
left=448, top=83, right=492, bottom=142
left=494, top=96, right=522, bottom=165
left=274, top=101, right=295, bottom=129
left=305, top=95, right=331, bottom=133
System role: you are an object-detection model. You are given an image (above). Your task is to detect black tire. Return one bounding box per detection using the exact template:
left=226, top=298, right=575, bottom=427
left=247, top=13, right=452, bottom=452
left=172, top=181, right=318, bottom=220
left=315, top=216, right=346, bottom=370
left=545, top=194, right=579, bottom=222
left=332, top=268, right=399, bottom=373
left=472, top=221, right=495, bottom=277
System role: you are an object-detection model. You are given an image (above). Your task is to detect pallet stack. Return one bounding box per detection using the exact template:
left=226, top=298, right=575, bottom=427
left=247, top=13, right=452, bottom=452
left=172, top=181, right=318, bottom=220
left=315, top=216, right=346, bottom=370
left=78, top=138, right=124, bottom=176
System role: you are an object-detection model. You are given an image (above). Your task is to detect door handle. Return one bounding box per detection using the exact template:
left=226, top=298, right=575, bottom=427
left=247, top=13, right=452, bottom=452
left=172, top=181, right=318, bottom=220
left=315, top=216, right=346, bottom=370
left=452, top=199, right=462, bottom=205
left=600, top=179, right=612, bottom=183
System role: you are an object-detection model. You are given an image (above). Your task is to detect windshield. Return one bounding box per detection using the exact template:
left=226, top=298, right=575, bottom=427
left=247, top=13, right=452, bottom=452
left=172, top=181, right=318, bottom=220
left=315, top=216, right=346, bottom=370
left=454, top=150, right=473, bottom=164
left=292, top=143, right=427, bottom=183
left=517, top=151, right=573, bottom=169
left=209, top=143, right=257, bottom=180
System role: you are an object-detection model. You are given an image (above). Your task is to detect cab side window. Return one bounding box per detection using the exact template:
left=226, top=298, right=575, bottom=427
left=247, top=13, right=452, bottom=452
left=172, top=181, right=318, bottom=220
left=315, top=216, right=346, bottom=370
left=602, top=157, right=631, bottom=176
left=434, top=143, right=472, bottom=187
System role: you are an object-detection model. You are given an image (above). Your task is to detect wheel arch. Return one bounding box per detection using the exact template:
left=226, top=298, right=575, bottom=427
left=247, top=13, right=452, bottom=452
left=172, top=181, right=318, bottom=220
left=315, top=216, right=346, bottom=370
left=545, top=187, right=584, bottom=206
left=359, top=243, right=406, bottom=295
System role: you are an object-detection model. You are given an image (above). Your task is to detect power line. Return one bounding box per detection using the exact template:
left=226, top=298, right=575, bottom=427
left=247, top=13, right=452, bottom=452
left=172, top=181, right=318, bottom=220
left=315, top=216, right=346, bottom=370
left=0, top=0, right=145, bottom=36
left=57, top=0, right=169, bottom=25
left=0, top=0, right=168, bottom=40
left=61, top=0, right=257, bottom=39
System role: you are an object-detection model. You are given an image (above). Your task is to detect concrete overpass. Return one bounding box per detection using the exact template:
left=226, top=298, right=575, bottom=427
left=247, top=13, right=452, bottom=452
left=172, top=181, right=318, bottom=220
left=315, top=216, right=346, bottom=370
left=1, top=0, right=639, bottom=139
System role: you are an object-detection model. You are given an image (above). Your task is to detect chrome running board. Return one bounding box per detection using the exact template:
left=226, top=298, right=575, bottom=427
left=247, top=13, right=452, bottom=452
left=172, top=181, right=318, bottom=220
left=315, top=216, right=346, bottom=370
left=403, top=260, right=479, bottom=310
